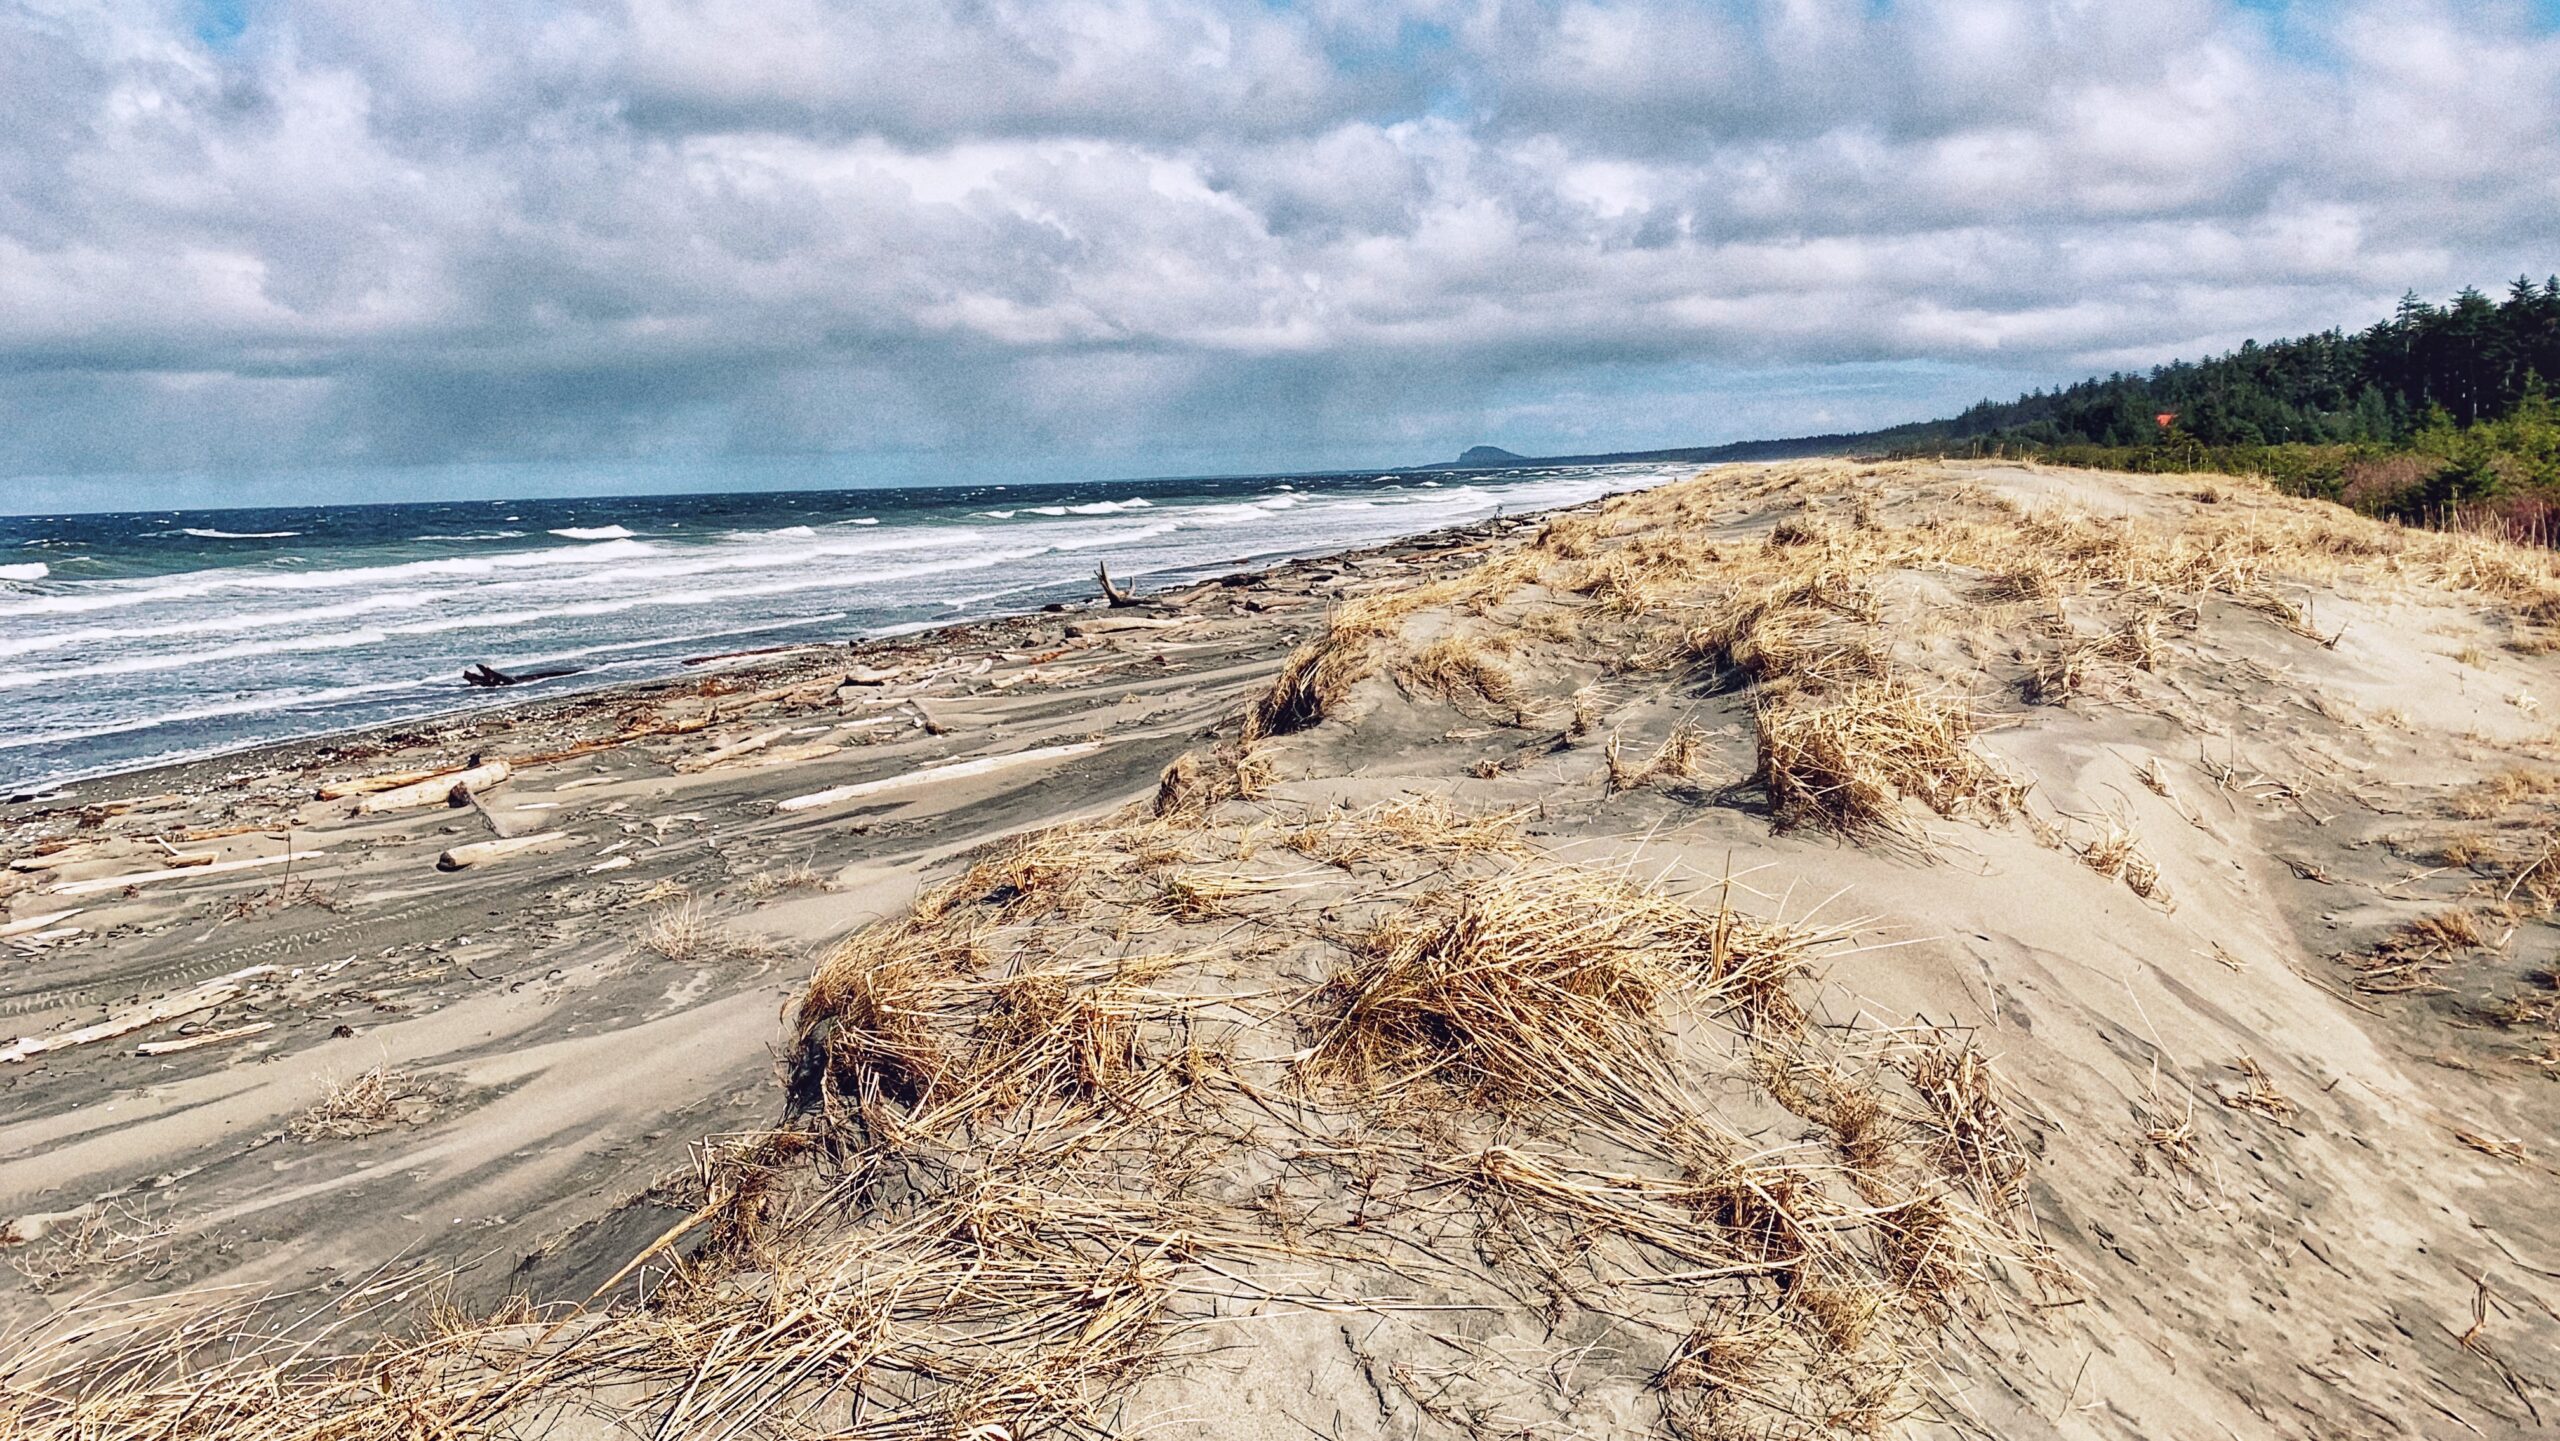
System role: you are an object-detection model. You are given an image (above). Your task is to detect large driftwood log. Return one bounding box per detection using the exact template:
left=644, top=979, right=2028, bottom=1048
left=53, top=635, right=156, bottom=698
left=436, top=831, right=573, bottom=871
left=353, top=762, right=511, bottom=814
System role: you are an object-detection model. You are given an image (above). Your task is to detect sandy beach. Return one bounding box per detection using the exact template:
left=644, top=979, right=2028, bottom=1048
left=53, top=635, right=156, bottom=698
left=6, top=457, right=2560, bottom=1438
left=0, top=511, right=1544, bottom=1319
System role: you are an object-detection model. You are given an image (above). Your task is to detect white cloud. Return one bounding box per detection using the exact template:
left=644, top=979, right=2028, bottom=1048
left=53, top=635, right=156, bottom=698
left=2, top=0, right=2557, bottom=488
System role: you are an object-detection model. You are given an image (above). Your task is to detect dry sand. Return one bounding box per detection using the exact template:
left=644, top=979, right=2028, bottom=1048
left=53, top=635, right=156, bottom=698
left=0, top=522, right=1524, bottom=1317
left=5, top=459, right=2560, bottom=1439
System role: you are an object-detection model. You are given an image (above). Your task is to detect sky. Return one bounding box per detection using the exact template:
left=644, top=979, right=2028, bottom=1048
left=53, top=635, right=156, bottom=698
left=5, top=0, right=2560, bottom=512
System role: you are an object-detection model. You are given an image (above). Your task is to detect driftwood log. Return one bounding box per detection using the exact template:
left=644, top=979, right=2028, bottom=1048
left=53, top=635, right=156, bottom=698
left=1096, top=561, right=1144, bottom=608
left=436, top=831, right=572, bottom=871
left=465, top=662, right=586, bottom=688
left=353, top=762, right=511, bottom=814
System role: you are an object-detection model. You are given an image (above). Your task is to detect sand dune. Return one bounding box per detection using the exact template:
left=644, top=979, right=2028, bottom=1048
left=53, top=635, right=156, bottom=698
left=4, top=460, right=2558, bottom=1438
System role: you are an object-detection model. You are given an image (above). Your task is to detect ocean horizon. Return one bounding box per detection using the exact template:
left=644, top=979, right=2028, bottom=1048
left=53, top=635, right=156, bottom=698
left=0, top=461, right=1673, bottom=792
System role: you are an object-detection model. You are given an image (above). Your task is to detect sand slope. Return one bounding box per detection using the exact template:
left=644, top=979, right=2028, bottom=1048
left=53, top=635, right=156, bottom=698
left=6, top=461, right=2560, bottom=1439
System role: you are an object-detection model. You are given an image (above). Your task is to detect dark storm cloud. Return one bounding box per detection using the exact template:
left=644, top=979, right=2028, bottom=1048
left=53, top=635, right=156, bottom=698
left=3, top=0, right=2558, bottom=492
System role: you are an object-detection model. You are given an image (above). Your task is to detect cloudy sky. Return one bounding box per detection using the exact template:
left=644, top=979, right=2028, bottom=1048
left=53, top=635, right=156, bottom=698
left=8, top=0, right=2560, bottom=509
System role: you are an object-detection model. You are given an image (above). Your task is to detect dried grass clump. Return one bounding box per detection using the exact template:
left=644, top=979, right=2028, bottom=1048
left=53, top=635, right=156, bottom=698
left=2221, top=1055, right=2296, bottom=1119
left=291, top=1067, right=436, bottom=1141
left=1365, top=795, right=1533, bottom=855
left=795, top=942, right=952, bottom=1112
left=1247, top=562, right=1543, bottom=739
left=4, top=1199, right=176, bottom=1291
left=2353, top=909, right=2487, bottom=995
left=741, top=862, right=826, bottom=898
left=1536, top=512, right=1607, bottom=560
left=642, top=899, right=787, bottom=966
left=1655, top=901, right=1843, bottom=1045
left=1765, top=515, right=1829, bottom=548
left=2451, top=767, right=2560, bottom=819
left=1604, top=721, right=1708, bottom=794
left=641, top=899, right=717, bottom=960
left=1902, top=1039, right=2030, bottom=1215
left=1281, top=795, right=1533, bottom=868
left=1248, top=631, right=1381, bottom=739
left=2071, top=823, right=2167, bottom=901
left=1308, top=869, right=1679, bottom=1129
left=1685, top=574, right=1884, bottom=692
left=1395, top=633, right=1524, bottom=712
left=1755, top=681, right=2019, bottom=835
left=1306, top=863, right=1857, bottom=1146
left=2023, top=611, right=2168, bottom=705
left=1152, top=744, right=1271, bottom=818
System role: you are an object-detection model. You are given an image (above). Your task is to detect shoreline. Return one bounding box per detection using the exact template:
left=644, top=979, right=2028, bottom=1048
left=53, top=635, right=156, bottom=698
left=1, top=504, right=1578, bottom=816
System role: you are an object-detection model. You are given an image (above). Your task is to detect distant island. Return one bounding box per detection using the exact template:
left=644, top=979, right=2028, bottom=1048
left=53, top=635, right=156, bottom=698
left=1417, top=432, right=1871, bottom=471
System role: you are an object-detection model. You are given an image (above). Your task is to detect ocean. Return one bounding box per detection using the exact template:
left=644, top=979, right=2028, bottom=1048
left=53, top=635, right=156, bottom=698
left=0, top=463, right=1674, bottom=791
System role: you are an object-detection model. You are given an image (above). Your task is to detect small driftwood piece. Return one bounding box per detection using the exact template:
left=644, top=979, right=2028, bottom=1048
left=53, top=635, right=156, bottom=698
left=776, top=741, right=1104, bottom=813
left=676, top=728, right=789, bottom=773
left=137, top=1022, right=274, bottom=1056
left=0, top=909, right=80, bottom=939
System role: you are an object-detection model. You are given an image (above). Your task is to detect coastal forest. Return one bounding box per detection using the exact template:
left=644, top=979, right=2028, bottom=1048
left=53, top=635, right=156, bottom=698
left=1884, top=278, right=2560, bottom=529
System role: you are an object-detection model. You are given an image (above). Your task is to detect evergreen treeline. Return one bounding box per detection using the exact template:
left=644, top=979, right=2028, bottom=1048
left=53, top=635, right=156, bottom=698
left=1877, top=278, right=2560, bottom=522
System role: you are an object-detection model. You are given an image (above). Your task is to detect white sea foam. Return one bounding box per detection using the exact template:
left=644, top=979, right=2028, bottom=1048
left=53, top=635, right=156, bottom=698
left=3, top=465, right=1665, bottom=790
left=0, top=563, right=47, bottom=582
left=0, top=539, right=661, bottom=620
left=180, top=528, right=301, bottom=540
left=1047, top=521, right=1180, bottom=553
left=0, top=589, right=436, bottom=661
